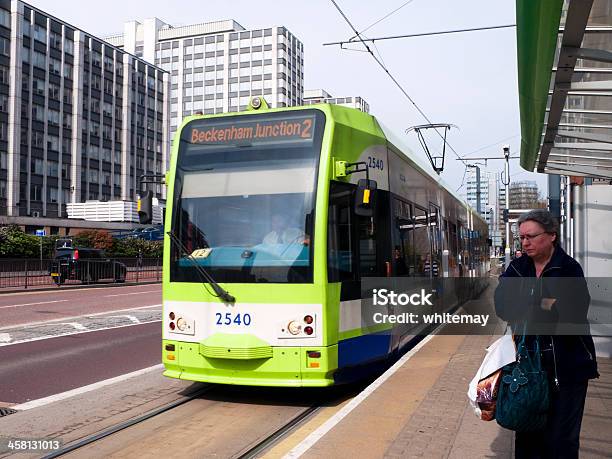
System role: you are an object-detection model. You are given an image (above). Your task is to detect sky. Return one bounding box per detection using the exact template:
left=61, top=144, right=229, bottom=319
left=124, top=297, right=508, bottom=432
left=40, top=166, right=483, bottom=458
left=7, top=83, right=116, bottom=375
left=26, top=0, right=549, bottom=195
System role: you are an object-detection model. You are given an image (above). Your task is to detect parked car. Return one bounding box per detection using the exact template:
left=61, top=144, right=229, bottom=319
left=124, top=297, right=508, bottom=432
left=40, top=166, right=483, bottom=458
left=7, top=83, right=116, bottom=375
left=49, top=243, right=127, bottom=285
left=140, top=226, right=164, bottom=241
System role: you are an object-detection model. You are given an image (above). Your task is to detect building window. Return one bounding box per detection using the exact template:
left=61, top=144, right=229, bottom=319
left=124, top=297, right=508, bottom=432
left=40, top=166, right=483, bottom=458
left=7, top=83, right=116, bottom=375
left=47, top=135, right=59, bottom=151
left=50, top=31, right=62, bottom=49
left=31, top=158, right=44, bottom=175
left=48, top=187, right=58, bottom=203
left=63, top=62, right=73, bottom=79
left=30, top=185, right=41, bottom=201
left=0, top=9, right=9, bottom=29
left=49, top=57, right=61, bottom=75
left=48, top=83, right=60, bottom=101
left=62, top=163, right=70, bottom=180
left=32, top=105, right=44, bottom=122
left=48, top=110, right=60, bottom=126
left=92, top=51, right=101, bottom=67
left=48, top=161, right=59, bottom=177
left=0, top=64, right=8, bottom=84
left=64, top=39, right=74, bottom=55
left=33, top=24, right=46, bottom=43
left=63, top=88, right=72, bottom=105
left=62, top=138, right=71, bottom=155
left=89, top=122, right=99, bottom=137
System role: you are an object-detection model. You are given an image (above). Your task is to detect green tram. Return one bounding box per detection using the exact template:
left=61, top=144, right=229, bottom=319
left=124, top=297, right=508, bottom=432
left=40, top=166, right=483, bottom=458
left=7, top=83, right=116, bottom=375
left=158, top=98, right=489, bottom=386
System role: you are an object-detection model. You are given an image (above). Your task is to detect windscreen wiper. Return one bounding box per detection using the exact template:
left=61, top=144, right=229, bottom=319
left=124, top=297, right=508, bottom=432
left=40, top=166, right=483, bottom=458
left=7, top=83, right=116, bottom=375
left=167, top=231, right=235, bottom=303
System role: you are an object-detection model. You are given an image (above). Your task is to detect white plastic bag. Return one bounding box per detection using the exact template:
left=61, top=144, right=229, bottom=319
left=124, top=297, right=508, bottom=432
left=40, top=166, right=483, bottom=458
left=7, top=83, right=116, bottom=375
left=468, top=334, right=516, bottom=420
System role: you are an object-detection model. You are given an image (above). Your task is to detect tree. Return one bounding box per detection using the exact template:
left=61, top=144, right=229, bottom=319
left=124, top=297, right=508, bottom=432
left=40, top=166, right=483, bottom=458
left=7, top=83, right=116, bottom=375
left=0, top=225, right=40, bottom=258
left=73, top=230, right=113, bottom=251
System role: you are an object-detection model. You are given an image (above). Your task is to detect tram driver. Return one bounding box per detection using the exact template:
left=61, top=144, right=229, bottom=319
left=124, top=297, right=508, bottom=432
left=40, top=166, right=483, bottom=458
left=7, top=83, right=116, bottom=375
left=263, top=214, right=304, bottom=244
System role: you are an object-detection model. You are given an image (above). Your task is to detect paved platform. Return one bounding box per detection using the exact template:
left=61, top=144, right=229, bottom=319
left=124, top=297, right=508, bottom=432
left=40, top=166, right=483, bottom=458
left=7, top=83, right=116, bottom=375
left=276, top=281, right=612, bottom=459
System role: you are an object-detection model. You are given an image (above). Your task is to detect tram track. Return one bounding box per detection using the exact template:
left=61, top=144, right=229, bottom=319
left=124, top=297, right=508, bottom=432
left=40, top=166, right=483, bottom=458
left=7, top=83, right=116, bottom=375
left=40, top=384, right=212, bottom=459
left=39, top=383, right=331, bottom=459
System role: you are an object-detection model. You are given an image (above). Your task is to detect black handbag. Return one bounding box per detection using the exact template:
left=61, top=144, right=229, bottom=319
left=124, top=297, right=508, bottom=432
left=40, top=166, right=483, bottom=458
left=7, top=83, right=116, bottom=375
left=496, top=334, right=550, bottom=432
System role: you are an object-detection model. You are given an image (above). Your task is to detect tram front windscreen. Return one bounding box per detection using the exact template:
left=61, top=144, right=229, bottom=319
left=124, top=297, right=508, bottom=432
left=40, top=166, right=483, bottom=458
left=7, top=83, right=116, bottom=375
left=170, top=110, right=325, bottom=284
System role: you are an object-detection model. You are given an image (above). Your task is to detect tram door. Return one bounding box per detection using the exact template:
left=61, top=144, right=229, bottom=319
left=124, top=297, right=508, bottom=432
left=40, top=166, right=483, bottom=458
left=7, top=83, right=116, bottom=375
left=428, top=204, right=443, bottom=313
left=427, top=204, right=442, bottom=279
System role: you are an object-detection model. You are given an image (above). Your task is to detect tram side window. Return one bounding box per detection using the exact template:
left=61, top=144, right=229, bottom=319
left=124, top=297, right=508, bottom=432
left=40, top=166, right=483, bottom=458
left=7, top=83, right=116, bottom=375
left=393, top=198, right=412, bottom=276
left=358, top=213, right=377, bottom=276
left=328, top=181, right=355, bottom=282
left=412, top=206, right=430, bottom=276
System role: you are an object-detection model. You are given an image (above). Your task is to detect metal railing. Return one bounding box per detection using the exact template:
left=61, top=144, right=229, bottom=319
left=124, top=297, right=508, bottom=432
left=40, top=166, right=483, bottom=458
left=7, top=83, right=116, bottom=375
left=0, top=257, right=162, bottom=290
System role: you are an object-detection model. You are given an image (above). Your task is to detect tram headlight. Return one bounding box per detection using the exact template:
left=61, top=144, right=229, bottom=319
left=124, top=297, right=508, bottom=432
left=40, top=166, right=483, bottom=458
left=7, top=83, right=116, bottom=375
left=287, top=320, right=302, bottom=335
left=303, top=315, right=314, bottom=325
left=176, top=317, right=187, bottom=331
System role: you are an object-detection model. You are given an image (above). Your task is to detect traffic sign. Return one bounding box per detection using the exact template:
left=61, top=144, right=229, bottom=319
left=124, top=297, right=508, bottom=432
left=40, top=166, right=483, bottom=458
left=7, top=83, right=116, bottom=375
left=35, top=229, right=46, bottom=237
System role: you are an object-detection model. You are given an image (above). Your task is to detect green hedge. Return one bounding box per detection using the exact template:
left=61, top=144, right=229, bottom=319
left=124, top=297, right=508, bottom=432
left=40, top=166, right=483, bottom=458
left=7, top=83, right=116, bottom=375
left=0, top=225, right=163, bottom=258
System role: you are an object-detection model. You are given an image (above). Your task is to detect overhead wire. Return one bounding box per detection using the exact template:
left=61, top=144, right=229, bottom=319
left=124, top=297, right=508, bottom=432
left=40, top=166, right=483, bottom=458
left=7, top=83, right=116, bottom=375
left=326, top=24, right=517, bottom=46
left=349, top=0, right=416, bottom=39
left=328, top=0, right=470, bottom=168
left=462, top=134, right=520, bottom=158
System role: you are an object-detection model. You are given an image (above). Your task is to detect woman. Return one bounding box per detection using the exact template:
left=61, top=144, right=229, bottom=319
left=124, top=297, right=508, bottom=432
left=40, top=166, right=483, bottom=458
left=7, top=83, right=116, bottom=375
left=494, top=209, right=598, bottom=459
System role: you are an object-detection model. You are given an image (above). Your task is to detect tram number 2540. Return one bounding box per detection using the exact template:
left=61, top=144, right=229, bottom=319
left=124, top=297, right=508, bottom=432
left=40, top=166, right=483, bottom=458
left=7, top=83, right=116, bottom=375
left=367, top=156, right=384, bottom=171
left=215, top=312, right=252, bottom=326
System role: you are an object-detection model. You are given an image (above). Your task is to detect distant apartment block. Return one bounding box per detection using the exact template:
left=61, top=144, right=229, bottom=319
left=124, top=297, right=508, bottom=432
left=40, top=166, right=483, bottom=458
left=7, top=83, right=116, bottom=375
left=303, top=89, right=369, bottom=113
left=105, top=19, right=304, bottom=140
left=0, top=0, right=170, bottom=222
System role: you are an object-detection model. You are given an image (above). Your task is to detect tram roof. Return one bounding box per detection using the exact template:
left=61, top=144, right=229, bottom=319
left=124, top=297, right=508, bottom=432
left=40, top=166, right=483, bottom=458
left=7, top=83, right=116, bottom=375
left=517, top=0, right=612, bottom=178
left=377, top=120, right=473, bottom=210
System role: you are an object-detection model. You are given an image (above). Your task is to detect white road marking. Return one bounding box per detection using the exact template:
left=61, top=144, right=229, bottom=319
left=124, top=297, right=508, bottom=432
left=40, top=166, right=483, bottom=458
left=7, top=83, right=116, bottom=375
left=104, top=290, right=160, bottom=297
left=13, top=364, right=164, bottom=410
left=0, top=304, right=162, bottom=331
left=0, top=300, right=68, bottom=310
left=0, top=320, right=162, bottom=347
left=0, top=283, right=161, bottom=298
left=67, top=322, right=88, bottom=331
left=117, top=315, right=141, bottom=324
left=0, top=333, right=11, bottom=343
left=283, top=334, right=436, bottom=459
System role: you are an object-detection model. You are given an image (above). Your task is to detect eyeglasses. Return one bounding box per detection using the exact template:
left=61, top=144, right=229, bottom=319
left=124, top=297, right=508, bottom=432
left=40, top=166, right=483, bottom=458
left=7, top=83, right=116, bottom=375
left=519, top=232, right=546, bottom=242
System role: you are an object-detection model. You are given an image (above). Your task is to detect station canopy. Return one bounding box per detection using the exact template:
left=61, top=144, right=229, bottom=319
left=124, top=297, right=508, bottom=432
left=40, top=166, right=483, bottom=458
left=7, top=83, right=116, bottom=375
left=517, top=0, right=612, bottom=178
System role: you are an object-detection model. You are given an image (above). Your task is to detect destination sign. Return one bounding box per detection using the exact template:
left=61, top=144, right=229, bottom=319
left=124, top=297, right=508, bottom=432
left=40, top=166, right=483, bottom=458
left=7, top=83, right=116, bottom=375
left=188, top=115, right=316, bottom=145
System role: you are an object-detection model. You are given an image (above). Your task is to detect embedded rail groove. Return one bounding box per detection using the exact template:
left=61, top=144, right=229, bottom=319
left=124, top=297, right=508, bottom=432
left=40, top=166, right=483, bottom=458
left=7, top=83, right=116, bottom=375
left=236, top=405, right=322, bottom=459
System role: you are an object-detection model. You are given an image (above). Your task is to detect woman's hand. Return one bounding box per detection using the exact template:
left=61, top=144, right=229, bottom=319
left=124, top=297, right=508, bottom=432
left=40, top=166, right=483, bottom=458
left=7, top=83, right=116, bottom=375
left=541, top=297, right=556, bottom=311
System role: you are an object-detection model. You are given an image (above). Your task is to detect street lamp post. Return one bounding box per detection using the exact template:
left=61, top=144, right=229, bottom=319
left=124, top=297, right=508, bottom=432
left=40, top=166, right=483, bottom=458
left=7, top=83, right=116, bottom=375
left=503, top=145, right=511, bottom=269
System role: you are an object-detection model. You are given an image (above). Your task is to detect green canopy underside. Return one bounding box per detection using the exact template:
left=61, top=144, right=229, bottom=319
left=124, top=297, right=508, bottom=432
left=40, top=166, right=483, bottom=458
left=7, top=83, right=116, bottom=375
left=516, top=0, right=564, bottom=171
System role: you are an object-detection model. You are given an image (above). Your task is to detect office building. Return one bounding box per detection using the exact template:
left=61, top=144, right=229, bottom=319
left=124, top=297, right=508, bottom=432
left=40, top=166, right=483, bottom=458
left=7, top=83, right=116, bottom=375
left=105, top=19, right=304, bottom=140
left=303, top=88, right=370, bottom=113
left=464, top=167, right=505, bottom=254
left=0, top=0, right=169, bottom=227
left=509, top=180, right=542, bottom=209
left=465, top=167, right=489, bottom=219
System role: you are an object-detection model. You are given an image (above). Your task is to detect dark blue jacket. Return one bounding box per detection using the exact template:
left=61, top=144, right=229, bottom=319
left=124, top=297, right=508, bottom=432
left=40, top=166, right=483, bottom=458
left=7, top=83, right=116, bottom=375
left=494, top=245, right=599, bottom=385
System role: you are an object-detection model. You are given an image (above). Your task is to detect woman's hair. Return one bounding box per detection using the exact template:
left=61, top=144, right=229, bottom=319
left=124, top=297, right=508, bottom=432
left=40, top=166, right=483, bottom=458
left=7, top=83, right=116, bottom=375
left=517, top=209, right=559, bottom=244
